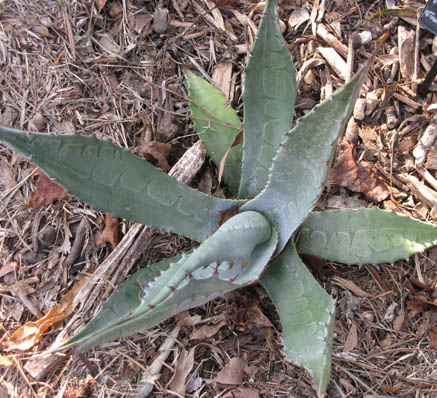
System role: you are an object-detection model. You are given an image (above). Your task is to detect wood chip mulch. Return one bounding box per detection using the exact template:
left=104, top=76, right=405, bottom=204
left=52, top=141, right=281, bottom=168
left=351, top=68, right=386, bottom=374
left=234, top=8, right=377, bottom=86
left=2, top=0, right=437, bottom=397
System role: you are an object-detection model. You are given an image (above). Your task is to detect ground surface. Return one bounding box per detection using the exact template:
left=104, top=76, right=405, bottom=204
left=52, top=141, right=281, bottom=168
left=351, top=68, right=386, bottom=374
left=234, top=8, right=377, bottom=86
left=1, top=0, right=437, bottom=397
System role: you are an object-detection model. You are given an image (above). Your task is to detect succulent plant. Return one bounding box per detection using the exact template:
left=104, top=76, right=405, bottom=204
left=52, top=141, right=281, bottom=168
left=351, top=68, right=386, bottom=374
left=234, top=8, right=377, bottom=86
left=2, top=1, right=437, bottom=395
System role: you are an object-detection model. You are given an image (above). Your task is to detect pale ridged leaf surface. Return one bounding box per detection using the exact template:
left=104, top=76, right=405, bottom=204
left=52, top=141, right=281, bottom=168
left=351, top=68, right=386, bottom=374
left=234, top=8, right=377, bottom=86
left=0, top=126, right=237, bottom=242
left=239, top=0, right=296, bottom=199
left=261, top=243, right=335, bottom=395
left=62, top=211, right=278, bottom=353
left=297, top=208, right=437, bottom=265
left=242, top=59, right=371, bottom=252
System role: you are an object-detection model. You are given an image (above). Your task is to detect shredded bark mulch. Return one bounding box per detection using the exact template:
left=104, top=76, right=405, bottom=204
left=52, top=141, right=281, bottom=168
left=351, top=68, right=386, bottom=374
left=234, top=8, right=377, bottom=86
left=2, top=0, right=437, bottom=397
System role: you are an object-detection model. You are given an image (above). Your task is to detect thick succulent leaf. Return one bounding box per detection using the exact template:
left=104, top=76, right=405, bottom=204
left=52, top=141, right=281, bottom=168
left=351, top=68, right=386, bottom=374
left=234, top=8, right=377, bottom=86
left=239, top=0, right=297, bottom=199
left=297, top=208, right=437, bottom=265
left=242, top=59, right=371, bottom=252
left=261, top=243, right=335, bottom=396
left=62, top=211, right=278, bottom=353
left=185, top=70, right=242, bottom=196
left=0, top=126, right=238, bottom=242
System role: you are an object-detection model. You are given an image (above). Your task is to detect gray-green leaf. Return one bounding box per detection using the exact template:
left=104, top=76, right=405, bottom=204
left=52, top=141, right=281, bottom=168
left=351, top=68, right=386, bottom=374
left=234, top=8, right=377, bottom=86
left=239, top=0, right=297, bottom=199
left=261, top=243, right=335, bottom=395
left=62, top=210, right=278, bottom=353
left=297, top=208, right=437, bottom=265
left=185, top=70, right=242, bottom=196
left=0, top=126, right=237, bottom=242
left=242, top=59, right=371, bottom=252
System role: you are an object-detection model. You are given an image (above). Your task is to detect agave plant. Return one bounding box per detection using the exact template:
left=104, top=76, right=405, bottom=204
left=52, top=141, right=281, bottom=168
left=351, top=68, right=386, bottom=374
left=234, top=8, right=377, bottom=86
left=2, top=1, right=437, bottom=395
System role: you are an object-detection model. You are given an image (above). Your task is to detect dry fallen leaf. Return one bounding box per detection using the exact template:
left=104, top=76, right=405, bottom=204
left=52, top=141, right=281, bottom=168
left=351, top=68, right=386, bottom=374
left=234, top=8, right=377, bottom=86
left=332, top=276, right=369, bottom=298
left=218, top=204, right=240, bottom=227
left=134, top=13, right=153, bottom=35
left=28, top=112, right=48, bottom=131
left=157, top=94, right=178, bottom=140
left=223, top=388, right=260, bottom=398
left=168, top=347, right=195, bottom=395
left=232, top=306, right=273, bottom=331
left=3, top=277, right=88, bottom=351
left=138, top=140, right=172, bottom=172
left=213, top=0, right=238, bottom=7
left=31, top=25, right=50, bottom=39
left=216, top=357, right=246, bottom=385
left=288, top=7, right=310, bottom=30
left=175, top=310, right=202, bottom=328
left=406, top=297, right=437, bottom=316
left=152, top=5, right=168, bottom=34
left=343, top=321, right=358, bottom=352
left=190, top=319, right=227, bottom=340
left=98, top=213, right=119, bottom=249
left=109, top=1, right=123, bottom=17
left=24, top=165, right=67, bottom=209
left=330, top=121, right=389, bottom=202
left=428, top=329, right=437, bottom=350
left=428, top=309, right=437, bottom=350
left=393, top=313, right=405, bottom=331
left=98, top=33, right=121, bottom=55
left=218, top=131, right=242, bottom=184
left=0, top=355, right=14, bottom=367
left=95, top=0, right=107, bottom=12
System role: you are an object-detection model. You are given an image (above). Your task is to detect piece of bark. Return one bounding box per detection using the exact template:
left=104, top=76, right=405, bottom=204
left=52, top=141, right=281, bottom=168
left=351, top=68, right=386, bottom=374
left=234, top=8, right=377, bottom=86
left=398, top=26, right=415, bottom=80
left=288, top=8, right=309, bottom=31
left=310, top=0, right=319, bottom=36
left=413, top=121, right=437, bottom=167
left=65, top=217, right=88, bottom=266
left=212, top=62, right=233, bottom=101
left=392, top=92, right=420, bottom=110
left=343, top=321, right=358, bottom=352
left=346, top=32, right=362, bottom=83
left=296, top=58, right=323, bottom=90
left=353, top=98, right=366, bottom=120
left=320, top=65, right=333, bottom=100
left=386, top=105, right=398, bottom=129
left=318, top=47, right=347, bottom=81
left=169, top=141, right=207, bottom=184
left=157, top=88, right=178, bottom=140
left=9, top=282, right=42, bottom=319
left=365, top=90, right=382, bottom=116
left=416, top=166, right=437, bottom=192
left=135, top=326, right=181, bottom=397
left=425, top=149, right=437, bottom=169
left=398, top=173, right=437, bottom=218
left=207, top=0, right=226, bottom=31
left=316, top=24, right=348, bottom=58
